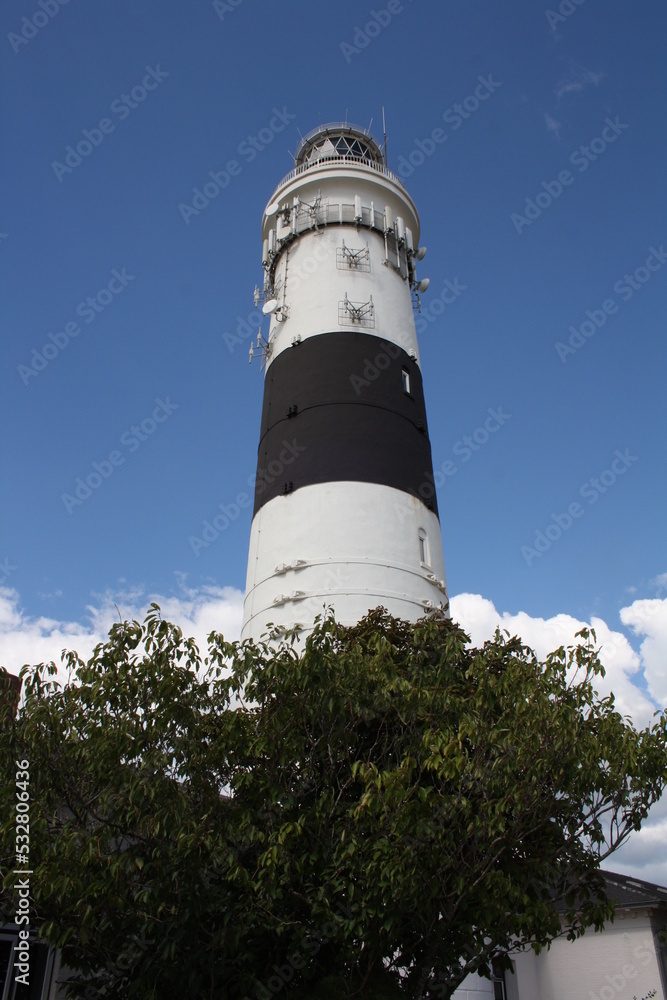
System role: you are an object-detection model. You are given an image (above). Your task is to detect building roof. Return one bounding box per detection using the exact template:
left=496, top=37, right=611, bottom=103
left=551, top=869, right=667, bottom=916
left=600, top=869, right=667, bottom=910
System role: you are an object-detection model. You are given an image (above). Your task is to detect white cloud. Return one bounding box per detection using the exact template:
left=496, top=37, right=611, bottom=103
left=450, top=592, right=660, bottom=726
left=0, top=583, right=244, bottom=683
left=620, top=597, right=667, bottom=705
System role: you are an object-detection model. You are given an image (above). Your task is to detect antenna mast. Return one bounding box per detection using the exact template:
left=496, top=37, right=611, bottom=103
left=382, top=106, right=388, bottom=165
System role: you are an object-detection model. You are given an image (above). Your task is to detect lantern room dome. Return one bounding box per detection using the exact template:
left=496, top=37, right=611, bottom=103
left=294, top=123, right=385, bottom=169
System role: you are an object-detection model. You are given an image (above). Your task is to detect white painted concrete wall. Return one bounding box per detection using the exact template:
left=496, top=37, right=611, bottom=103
left=452, top=971, right=496, bottom=1000
left=242, top=481, right=447, bottom=640
left=509, top=912, right=665, bottom=1000
left=265, top=224, right=422, bottom=367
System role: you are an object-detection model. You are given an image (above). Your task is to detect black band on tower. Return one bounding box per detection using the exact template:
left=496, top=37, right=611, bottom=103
left=252, top=332, right=439, bottom=517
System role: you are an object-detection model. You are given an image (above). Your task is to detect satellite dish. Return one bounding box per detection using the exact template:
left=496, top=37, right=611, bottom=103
left=415, top=246, right=427, bottom=261
left=417, top=278, right=430, bottom=293
left=265, top=200, right=280, bottom=216
left=263, top=298, right=279, bottom=315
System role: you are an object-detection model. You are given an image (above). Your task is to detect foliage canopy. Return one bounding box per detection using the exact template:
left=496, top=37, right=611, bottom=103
left=1, top=607, right=665, bottom=999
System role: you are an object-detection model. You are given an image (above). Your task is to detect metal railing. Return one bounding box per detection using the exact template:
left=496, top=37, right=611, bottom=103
left=268, top=155, right=408, bottom=203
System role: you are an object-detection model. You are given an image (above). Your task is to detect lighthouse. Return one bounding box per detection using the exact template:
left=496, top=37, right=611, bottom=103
left=241, top=122, right=448, bottom=641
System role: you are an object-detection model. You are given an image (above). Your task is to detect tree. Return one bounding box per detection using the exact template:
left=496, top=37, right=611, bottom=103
left=1, top=607, right=666, bottom=999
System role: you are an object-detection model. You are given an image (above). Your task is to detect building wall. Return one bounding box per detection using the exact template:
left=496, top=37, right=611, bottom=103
left=452, top=971, right=496, bottom=999
left=452, top=910, right=666, bottom=1000
left=510, top=911, right=665, bottom=1000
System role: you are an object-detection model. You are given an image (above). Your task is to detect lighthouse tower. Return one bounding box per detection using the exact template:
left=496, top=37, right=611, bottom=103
left=241, top=123, right=447, bottom=641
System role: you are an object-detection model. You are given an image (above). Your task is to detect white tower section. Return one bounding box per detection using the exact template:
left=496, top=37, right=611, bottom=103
left=242, top=123, right=447, bottom=640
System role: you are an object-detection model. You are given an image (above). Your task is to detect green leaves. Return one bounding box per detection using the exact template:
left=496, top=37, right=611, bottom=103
left=1, top=608, right=665, bottom=999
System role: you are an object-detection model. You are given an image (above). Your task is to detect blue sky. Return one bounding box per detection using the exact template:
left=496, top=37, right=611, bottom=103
left=2, top=1, right=667, bottom=877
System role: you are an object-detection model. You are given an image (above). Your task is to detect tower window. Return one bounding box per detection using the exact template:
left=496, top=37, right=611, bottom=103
left=402, top=368, right=411, bottom=394
left=418, top=529, right=429, bottom=566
